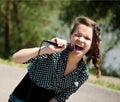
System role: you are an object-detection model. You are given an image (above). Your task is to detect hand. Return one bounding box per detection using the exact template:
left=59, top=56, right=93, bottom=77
left=53, top=37, right=67, bottom=48
left=45, top=37, right=67, bottom=54
left=49, top=98, right=58, bottom=102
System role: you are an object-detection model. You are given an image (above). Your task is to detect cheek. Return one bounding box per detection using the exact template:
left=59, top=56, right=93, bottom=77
left=86, top=43, right=92, bottom=54
left=86, top=41, right=92, bottom=49
left=70, top=35, right=75, bottom=43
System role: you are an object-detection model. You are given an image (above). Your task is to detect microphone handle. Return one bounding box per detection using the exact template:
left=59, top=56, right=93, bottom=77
left=43, top=40, right=74, bottom=51
left=43, top=40, right=62, bottom=48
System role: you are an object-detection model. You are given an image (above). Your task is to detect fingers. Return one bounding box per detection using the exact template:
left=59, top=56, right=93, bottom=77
left=45, top=37, right=67, bottom=54
left=52, top=37, right=67, bottom=48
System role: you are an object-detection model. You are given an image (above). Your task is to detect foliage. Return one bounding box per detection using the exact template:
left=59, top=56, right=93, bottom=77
left=0, top=0, right=64, bottom=58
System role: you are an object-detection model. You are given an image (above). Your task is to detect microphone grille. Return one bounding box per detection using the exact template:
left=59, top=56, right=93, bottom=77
left=67, top=43, right=74, bottom=51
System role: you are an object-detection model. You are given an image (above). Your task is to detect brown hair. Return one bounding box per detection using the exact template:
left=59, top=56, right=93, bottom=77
left=70, top=16, right=103, bottom=78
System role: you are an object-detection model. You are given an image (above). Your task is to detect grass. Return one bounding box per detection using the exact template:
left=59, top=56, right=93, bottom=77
left=88, top=77, right=120, bottom=91
left=0, top=58, right=27, bottom=68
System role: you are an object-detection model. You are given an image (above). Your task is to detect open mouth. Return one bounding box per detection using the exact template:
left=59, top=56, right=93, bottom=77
left=75, top=45, right=84, bottom=51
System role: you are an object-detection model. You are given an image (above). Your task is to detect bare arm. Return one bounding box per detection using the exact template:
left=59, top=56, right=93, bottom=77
left=12, top=46, right=48, bottom=64
left=12, top=38, right=67, bottom=64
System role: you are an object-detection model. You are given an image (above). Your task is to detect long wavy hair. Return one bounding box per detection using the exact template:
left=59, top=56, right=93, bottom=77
left=70, top=16, right=103, bottom=78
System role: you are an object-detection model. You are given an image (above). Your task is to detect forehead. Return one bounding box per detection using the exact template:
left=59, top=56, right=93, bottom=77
left=74, top=24, right=93, bottom=35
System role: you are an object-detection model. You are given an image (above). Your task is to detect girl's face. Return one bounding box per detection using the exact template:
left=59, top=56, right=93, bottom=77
left=70, top=24, right=93, bottom=56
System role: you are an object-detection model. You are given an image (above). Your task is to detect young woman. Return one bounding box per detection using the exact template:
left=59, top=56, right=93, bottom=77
left=8, top=16, right=102, bottom=102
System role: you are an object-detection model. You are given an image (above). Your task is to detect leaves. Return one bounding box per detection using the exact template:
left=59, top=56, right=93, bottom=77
left=0, top=0, right=64, bottom=58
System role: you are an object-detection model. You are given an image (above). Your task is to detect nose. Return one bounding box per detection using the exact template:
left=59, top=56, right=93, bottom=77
left=76, top=37, right=85, bottom=46
left=79, top=37, right=85, bottom=43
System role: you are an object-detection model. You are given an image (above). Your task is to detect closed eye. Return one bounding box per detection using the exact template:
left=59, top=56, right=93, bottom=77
left=74, top=33, right=82, bottom=37
left=85, top=37, right=91, bottom=40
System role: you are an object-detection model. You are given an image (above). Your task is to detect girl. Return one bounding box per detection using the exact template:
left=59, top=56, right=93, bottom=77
left=8, top=16, right=102, bottom=102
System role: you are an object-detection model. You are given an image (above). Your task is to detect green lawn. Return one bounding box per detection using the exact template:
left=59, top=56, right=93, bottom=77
left=88, top=78, right=120, bottom=91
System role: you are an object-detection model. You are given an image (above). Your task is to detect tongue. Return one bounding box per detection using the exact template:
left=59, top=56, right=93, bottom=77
left=75, top=45, right=83, bottom=50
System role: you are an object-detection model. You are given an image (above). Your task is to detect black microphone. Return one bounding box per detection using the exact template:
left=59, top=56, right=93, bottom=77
left=43, top=40, right=74, bottom=51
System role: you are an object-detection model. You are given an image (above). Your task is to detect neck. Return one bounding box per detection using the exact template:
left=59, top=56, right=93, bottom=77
left=67, top=52, right=83, bottom=66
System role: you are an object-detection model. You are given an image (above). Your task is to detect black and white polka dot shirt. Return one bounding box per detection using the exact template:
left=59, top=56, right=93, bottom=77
left=27, top=49, right=89, bottom=102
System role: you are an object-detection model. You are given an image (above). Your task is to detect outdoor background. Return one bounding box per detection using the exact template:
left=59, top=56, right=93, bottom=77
left=0, top=0, right=120, bottom=90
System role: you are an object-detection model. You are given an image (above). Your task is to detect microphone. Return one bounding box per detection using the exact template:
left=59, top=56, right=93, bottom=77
left=43, top=40, right=74, bottom=51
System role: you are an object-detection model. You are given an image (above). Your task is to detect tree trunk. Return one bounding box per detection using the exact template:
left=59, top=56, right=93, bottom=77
left=4, top=0, right=13, bottom=58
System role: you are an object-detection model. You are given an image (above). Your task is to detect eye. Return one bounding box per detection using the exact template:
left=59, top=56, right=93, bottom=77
left=74, top=33, right=82, bottom=37
left=85, top=37, right=91, bottom=40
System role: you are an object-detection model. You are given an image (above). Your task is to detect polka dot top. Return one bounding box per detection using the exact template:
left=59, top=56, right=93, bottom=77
left=26, top=49, right=89, bottom=102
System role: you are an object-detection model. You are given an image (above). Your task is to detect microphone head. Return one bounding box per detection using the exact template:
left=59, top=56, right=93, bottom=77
left=67, top=43, right=74, bottom=51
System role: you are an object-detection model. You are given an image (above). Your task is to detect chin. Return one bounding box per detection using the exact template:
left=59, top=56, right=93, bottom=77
left=73, top=50, right=83, bottom=56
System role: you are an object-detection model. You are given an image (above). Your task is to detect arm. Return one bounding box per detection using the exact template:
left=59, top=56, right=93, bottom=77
left=12, top=38, right=67, bottom=64
left=12, top=47, right=46, bottom=64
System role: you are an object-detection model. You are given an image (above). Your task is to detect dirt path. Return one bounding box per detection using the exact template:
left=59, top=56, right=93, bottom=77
left=0, top=63, right=120, bottom=102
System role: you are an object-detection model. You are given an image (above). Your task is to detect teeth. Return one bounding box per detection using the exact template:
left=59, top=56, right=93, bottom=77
left=76, top=44, right=82, bottom=48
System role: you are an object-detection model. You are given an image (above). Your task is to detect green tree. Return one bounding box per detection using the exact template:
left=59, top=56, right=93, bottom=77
left=0, top=0, right=63, bottom=58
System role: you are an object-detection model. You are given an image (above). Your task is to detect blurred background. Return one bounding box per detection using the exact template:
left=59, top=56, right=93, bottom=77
left=0, top=0, right=120, bottom=79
